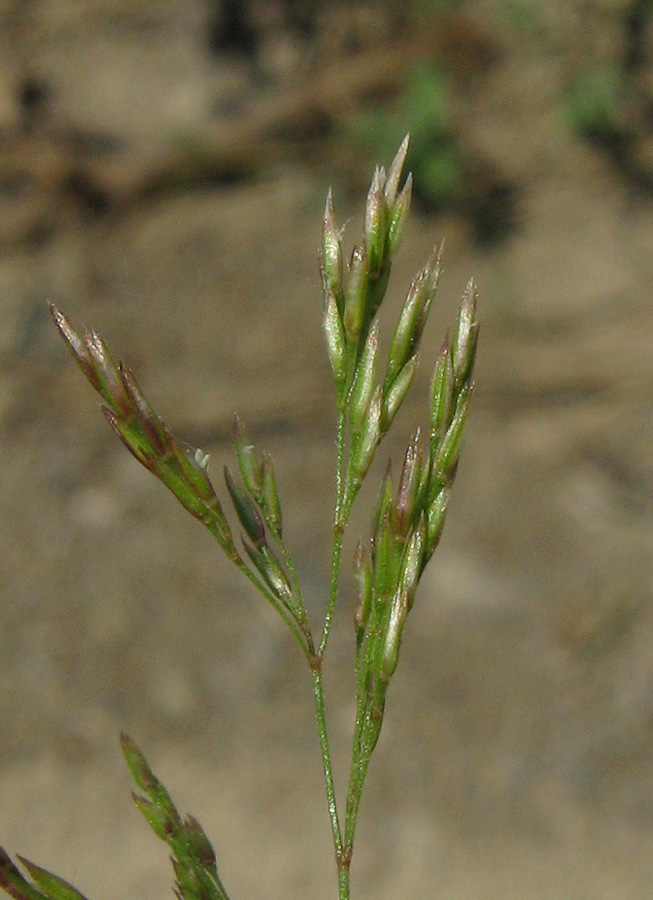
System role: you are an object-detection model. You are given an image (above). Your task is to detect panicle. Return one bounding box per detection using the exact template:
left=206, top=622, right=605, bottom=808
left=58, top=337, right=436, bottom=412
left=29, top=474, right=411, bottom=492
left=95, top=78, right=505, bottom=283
left=50, top=305, right=238, bottom=557
left=323, top=135, right=412, bottom=397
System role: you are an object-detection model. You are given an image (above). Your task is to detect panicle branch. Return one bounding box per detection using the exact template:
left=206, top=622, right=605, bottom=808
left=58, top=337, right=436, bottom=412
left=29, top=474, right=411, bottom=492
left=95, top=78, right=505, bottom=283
left=329, top=145, right=479, bottom=857
left=0, top=850, right=90, bottom=900
left=49, top=304, right=312, bottom=657
left=350, top=272, right=478, bottom=768
left=120, top=734, right=231, bottom=900
left=50, top=305, right=238, bottom=557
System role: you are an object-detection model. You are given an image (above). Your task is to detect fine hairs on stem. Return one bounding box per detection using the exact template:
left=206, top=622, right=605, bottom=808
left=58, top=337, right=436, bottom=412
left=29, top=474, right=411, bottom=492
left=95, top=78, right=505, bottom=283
left=0, top=136, right=479, bottom=900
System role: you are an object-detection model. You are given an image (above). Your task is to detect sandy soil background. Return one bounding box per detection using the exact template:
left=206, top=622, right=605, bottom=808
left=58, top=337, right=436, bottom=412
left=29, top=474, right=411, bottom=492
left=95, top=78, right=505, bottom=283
left=1, top=2, right=652, bottom=898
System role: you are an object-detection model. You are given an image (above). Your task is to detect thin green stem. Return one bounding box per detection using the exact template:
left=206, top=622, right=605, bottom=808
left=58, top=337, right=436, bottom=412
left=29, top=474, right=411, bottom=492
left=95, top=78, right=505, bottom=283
left=311, top=666, right=343, bottom=862
left=319, top=407, right=347, bottom=658
left=337, top=858, right=351, bottom=900
left=311, top=405, right=352, bottom=899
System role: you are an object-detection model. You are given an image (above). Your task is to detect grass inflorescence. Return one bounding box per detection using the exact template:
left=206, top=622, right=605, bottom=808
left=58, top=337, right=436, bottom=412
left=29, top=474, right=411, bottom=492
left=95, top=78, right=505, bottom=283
left=1, top=136, right=478, bottom=900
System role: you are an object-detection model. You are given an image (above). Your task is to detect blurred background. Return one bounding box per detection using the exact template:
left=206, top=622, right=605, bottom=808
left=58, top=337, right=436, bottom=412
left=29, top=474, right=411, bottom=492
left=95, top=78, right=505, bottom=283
left=1, top=1, right=652, bottom=898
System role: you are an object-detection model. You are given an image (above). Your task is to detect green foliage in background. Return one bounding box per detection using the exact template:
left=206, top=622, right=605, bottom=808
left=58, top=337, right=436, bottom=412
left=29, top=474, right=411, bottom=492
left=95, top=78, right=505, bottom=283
left=355, top=63, right=465, bottom=210
left=563, top=64, right=630, bottom=142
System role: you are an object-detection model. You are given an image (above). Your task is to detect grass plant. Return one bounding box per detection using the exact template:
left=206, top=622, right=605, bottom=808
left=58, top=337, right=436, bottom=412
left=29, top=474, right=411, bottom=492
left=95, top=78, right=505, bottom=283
left=0, top=137, right=478, bottom=900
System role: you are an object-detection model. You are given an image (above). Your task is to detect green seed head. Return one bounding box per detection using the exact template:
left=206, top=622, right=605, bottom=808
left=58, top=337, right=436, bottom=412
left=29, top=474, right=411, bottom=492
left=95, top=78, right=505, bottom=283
left=323, top=288, right=347, bottom=387
left=381, top=353, right=418, bottom=434
left=380, top=588, right=409, bottom=681
left=393, top=429, right=424, bottom=538
left=233, top=416, right=263, bottom=499
left=364, top=166, right=387, bottom=277
left=224, top=465, right=266, bottom=547
left=384, top=133, right=410, bottom=207
left=344, top=244, right=369, bottom=343
left=349, top=323, right=379, bottom=431
left=386, top=172, right=412, bottom=258
left=451, top=278, right=479, bottom=388
left=320, top=188, right=344, bottom=312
